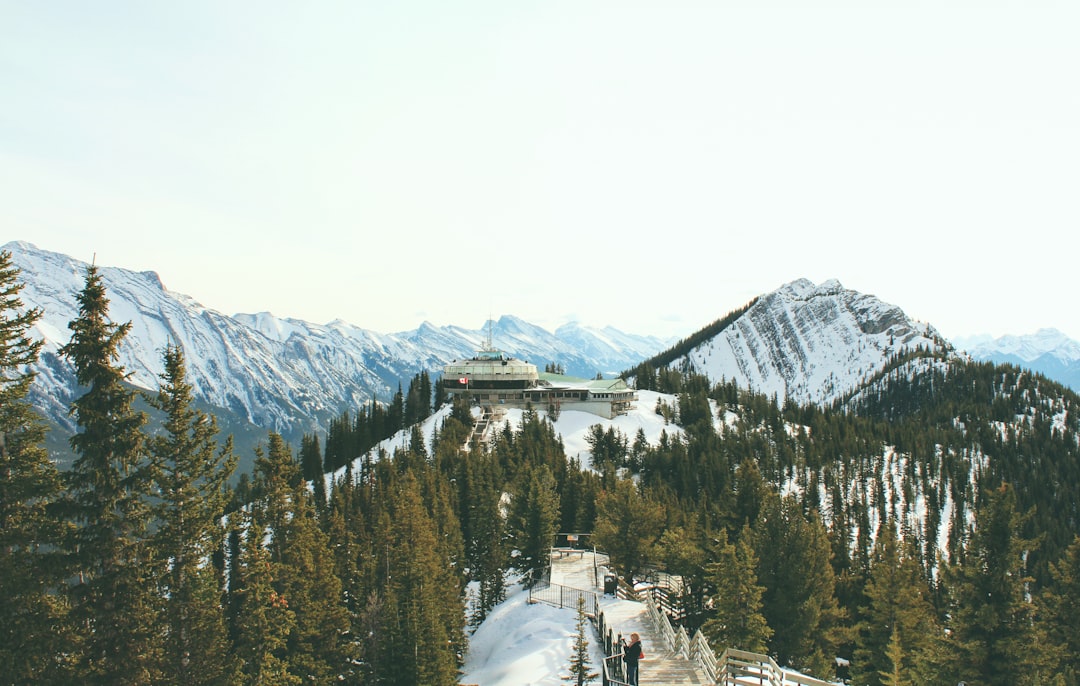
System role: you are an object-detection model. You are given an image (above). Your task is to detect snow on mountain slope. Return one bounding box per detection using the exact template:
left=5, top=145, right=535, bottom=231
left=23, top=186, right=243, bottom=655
left=7, top=241, right=667, bottom=444
left=327, top=390, right=682, bottom=486
left=673, top=279, right=949, bottom=406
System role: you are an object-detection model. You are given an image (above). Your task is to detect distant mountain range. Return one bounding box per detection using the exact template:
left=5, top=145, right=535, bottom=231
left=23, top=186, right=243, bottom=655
left=7, top=241, right=670, bottom=460
left=12, top=239, right=1080, bottom=467
left=954, top=329, right=1080, bottom=391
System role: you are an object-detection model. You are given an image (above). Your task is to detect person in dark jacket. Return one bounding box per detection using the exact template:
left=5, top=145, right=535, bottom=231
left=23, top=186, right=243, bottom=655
left=621, top=632, right=643, bottom=685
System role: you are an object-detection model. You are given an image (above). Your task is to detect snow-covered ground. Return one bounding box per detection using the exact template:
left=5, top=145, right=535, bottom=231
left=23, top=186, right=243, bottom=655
left=328, top=390, right=682, bottom=487
left=461, top=553, right=610, bottom=685
left=459, top=582, right=606, bottom=685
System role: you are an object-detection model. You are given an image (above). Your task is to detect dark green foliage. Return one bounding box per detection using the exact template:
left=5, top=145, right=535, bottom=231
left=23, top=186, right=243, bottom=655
left=701, top=527, right=771, bottom=652
left=59, top=263, right=162, bottom=684
left=752, top=493, right=846, bottom=678
left=1040, top=535, right=1080, bottom=680
left=507, top=463, right=561, bottom=583
left=0, top=250, right=70, bottom=683
left=943, top=483, right=1040, bottom=685
left=11, top=263, right=1080, bottom=685
left=230, top=513, right=298, bottom=685
left=851, top=523, right=943, bottom=685
left=146, top=344, right=238, bottom=685
left=592, top=477, right=665, bottom=582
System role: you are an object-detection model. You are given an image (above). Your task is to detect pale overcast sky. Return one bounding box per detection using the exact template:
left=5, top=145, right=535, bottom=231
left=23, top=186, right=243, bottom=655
left=3, top=1, right=1078, bottom=341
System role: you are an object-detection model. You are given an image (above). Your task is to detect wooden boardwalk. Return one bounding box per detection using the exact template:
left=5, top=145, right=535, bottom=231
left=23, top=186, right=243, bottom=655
left=549, top=551, right=707, bottom=685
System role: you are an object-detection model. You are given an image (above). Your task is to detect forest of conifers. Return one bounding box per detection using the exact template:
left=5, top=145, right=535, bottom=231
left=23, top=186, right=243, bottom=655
left=2, top=249, right=1079, bottom=685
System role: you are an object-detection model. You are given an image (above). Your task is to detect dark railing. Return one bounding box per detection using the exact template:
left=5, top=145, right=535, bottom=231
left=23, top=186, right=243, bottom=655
left=593, top=594, right=631, bottom=686
left=528, top=580, right=594, bottom=612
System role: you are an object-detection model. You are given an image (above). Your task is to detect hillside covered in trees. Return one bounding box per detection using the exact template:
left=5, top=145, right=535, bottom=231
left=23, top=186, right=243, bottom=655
left=3, top=250, right=1079, bottom=685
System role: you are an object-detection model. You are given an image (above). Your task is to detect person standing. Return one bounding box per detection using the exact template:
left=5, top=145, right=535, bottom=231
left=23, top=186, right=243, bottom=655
left=621, top=632, right=644, bottom=685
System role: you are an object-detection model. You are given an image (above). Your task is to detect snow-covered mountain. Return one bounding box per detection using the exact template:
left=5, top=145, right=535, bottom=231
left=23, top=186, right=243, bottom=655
left=955, top=328, right=1080, bottom=392
left=661, top=278, right=951, bottom=406
left=7, top=241, right=669, bottom=453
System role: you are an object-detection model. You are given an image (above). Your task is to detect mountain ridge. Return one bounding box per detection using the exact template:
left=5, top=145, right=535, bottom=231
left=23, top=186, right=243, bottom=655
left=7, top=241, right=670, bottom=457
left=954, top=328, right=1080, bottom=392
left=639, top=277, right=952, bottom=406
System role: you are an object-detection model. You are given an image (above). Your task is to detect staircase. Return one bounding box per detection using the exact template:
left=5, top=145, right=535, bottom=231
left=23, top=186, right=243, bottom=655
left=544, top=551, right=839, bottom=686
left=463, top=405, right=503, bottom=450
left=546, top=551, right=707, bottom=685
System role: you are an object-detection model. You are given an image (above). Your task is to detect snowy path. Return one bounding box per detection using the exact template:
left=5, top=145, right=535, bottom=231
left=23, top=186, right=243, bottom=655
left=550, top=552, right=707, bottom=685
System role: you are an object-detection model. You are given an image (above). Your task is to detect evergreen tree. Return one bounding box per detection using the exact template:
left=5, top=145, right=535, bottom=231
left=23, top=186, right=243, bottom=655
left=146, top=343, right=238, bottom=685
left=752, top=493, right=846, bottom=678
left=592, top=477, right=665, bottom=582
left=375, top=472, right=462, bottom=685
left=851, top=522, right=943, bottom=685
left=944, top=483, right=1039, bottom=685
left=59, top=263, right=162, bottom=684
left=251, top=432, right=354, bottom=684
left=299, top=432, right=326, bottom=511
left=702, top=527, right=772, bottom=653
left=231, top=513, right=299, bottom=686
left=0, top=249, right=70, bottom=683
left=1040, top=535, right=1080, bottom=681
left=470, top=462, right=507, bottom=624
left=563, top=595, right=599, bottom=685
left=507, top=463, right=561, bottom=584
left=276, top=481, right=355, bottom=684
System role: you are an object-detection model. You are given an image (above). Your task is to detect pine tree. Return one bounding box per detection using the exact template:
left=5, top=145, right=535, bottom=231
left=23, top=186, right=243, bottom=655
left=276, top=481, right=355, bottom=684
left=752, top=493, right=846, bottom=678
left=59, top=263, right=162, bottom=684
left=0, top=249, right=70, bottom=683
left=470, top=460, right=507, bottom=624
left=375, top=472, right=462, bottom=685
left=251, top=432, right=354, bottom=684
left=563, top=595, right=599, bottom=685
left=231, top=513, right=299, bottom=686
left=852, top=522, right=944, bottom=685
left=702, top=527, right=772, bottom=653
left=507, top=463, right=561, bottom=584
left=146, top=343, right=238, bottom=685
left=1040, top=535, right=1080, bottom=680
left=592, top=477, right=664, bottom=582
left=944, top=483, right=1039, bottom=685
left=299, top=432, right=326, bottom=511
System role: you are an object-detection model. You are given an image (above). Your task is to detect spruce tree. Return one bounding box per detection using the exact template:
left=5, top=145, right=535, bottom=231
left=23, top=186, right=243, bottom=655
left=944, top=483, right=1039, bottom=685
left=470, top=459, right=507, bottom=624
left=852, top=522, right=943, bottom=685
left=1040, top=535, right=1080, bottom=680
left=507, top=463, right=561, bottom=584
left=276, top=480, right=355, bottom=684
left=231, top=513, right=299, bottom=685
left=146, top=343, right=238, bottom=685
left=702, top=527, right=772, bottom=653
left=752, top=493, right=846, bottom=678
left=563, top=595, right=598, bottom=685
left=0, top=249, right=69, bottom=683
left=59, top=263, right=161, bottom=684
left=376, top=472, right=462, bottom=685
left=252, top=432, right=354, bottom=684
left=592, top=477, right=664, bottom=582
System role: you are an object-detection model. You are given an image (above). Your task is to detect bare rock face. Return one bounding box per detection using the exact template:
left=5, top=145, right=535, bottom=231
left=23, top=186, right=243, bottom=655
left=8, top=241, right=668, bottom=445
left=675, top=279, right=949, bottom=406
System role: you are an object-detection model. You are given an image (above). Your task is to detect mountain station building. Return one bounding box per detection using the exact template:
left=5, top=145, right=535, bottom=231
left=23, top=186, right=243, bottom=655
left=442, top=348, right=636, bottom=419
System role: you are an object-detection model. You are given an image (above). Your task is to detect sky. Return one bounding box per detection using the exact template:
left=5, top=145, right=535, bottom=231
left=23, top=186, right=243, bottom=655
left=3, top=1, right=1078, bottom=342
